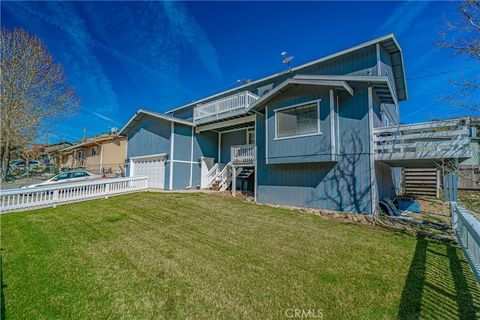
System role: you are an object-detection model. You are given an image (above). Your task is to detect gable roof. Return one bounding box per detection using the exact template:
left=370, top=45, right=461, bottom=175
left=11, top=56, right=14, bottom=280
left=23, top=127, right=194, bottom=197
left=166, top=34, right=407, bottom=115
left=119, top=109, right=194, bottom=136
left=247, top=77, right=354, bottom=112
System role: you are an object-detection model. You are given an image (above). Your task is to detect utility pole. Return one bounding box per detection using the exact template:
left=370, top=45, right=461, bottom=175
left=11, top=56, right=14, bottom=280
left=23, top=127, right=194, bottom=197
left=83, top=127, right=87, bottom=142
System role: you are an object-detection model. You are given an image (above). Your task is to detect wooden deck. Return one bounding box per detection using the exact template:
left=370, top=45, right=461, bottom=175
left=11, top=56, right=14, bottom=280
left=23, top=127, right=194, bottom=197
left=373, top=120, right=472, bottom=165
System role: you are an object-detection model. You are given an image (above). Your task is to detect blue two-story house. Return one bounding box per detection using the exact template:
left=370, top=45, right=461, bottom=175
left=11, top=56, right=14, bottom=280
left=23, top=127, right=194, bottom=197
left=119, top=34, right=472, bottom=214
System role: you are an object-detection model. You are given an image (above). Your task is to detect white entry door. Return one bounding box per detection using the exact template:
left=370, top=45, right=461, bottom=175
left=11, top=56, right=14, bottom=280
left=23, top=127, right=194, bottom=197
left=131, top=155, right=166, bottom=189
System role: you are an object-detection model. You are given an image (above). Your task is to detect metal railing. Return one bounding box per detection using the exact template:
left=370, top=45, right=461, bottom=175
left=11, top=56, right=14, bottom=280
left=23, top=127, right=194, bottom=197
left=231, top=144, right=256, bottom=165
left=373, top=120, right=471, bottom=161
left=0, top=176, right=148, bottom=213
left=451, top=202, right=480, bottom=283
left=193, top=91, right=259, bottom=121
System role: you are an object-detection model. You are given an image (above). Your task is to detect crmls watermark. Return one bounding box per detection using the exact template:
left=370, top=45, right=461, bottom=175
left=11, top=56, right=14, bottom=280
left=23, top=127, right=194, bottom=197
left=285, top=308, right=324, bottom=319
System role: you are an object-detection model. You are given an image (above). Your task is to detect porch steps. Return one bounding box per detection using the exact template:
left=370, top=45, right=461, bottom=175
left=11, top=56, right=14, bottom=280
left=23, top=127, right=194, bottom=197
left=209, top=179, right=222, bottom=191
left=237, top=168, right=254, bottom=180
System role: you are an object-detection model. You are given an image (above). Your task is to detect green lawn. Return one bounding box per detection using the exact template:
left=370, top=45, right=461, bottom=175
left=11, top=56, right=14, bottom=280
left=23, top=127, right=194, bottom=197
left=1, top=192, right=479, bottom=319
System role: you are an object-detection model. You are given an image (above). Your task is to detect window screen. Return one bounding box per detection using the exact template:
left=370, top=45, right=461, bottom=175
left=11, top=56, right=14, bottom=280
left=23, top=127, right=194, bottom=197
left=276, top=102, right=319, bottom=138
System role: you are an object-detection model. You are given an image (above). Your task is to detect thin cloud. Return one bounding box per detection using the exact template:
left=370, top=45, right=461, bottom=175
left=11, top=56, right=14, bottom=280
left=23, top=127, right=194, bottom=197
left=162, top=1, right=222, bottom=81
left=9, top=2, right=119, bottom=115
left=377, top=2, right=430, bottom=38
left=82, top=1, right=201, bottom=101
left=82, top=108, right=121, bottom=125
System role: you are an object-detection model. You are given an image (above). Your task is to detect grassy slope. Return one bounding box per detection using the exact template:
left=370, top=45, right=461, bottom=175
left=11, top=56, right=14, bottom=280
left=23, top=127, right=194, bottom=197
left=1, top=192, right=479, bottom=319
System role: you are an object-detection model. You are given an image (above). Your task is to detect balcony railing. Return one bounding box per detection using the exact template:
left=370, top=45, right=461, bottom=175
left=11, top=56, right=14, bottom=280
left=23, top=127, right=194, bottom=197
left=373, top=120, right=471, bottom=161
left=231, top=144, right=255, bottom=165
left=194, top=91, right=259, bottom=122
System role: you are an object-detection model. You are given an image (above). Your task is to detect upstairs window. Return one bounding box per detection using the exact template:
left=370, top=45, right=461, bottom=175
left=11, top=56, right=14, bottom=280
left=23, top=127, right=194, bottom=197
left=275, top=101, right=320, bottom=139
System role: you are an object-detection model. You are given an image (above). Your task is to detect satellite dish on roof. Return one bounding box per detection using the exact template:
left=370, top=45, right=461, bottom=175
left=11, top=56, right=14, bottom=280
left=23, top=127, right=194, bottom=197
left=111, top=127, right=118, bottom=134
left=281, top=51, right=294, bottom=72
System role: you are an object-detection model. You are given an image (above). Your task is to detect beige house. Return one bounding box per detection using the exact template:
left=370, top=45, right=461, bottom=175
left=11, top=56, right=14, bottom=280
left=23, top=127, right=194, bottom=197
left=61, top=134, right=127, bottom=176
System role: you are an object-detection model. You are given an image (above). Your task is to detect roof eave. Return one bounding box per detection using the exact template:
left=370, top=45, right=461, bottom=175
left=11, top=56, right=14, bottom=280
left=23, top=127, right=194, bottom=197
left=167, top=34, right=404, bottom=114
left=119, top=109, right=195, bottom=136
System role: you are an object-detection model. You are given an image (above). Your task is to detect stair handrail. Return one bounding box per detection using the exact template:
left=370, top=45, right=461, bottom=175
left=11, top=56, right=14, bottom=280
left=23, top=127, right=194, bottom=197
left=218, top=162, right=234, bottom=191
left=205, top=163, right=219, bottom=188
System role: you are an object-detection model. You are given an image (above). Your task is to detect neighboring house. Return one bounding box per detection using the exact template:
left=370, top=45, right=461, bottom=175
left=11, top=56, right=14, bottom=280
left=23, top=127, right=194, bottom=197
left=43, top=141, right=73, bottom=165
left=120, top=34, right=472, bottom=214
left=61, top=134, right=127, bottom=176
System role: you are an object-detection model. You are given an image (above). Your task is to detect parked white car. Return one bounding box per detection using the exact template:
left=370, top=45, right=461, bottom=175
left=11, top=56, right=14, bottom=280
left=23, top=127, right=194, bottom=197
left=22, top=171, right=102, bottom=188
left=10, top=160, right=42, bottom=169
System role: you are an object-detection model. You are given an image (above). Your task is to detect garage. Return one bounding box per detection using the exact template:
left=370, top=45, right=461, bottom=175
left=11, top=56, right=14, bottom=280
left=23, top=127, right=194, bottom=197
left=130, top=154, right=166, bottom=189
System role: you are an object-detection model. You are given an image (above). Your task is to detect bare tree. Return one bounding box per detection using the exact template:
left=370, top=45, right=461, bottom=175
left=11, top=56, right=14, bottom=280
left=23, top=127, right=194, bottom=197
left=438, top=0, right=480, bottom=112
left=0, top=28, right=80, bottom=181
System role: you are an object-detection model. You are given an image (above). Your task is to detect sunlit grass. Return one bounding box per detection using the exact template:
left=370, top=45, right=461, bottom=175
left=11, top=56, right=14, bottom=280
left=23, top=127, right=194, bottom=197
left=1, top=192, right=479, bottom=319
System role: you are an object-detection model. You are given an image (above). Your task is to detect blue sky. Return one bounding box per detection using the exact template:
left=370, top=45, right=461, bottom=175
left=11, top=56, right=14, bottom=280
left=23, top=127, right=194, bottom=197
left=2, top=1, right=478, bottom=143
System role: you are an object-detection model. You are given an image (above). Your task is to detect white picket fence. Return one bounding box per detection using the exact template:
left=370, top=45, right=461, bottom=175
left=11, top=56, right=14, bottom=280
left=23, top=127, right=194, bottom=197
left=451, top=202, right=480, bottom=283
left=0, top=176, right=148, bottom=213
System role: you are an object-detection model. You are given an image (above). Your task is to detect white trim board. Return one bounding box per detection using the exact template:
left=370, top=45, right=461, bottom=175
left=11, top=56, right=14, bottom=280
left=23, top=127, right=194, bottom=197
left=196, top=115, right=256, bottom=133
left=166, top=159, right=198, bottom=164
left=368, top=86, right=378, bottom=215
left=119, top=109, right=194, bottom=136
left=169, top=122, right=174, bottom=190
left=129, top=153, right=167, bottom=160
left=329, top=90, right=336, bottom=155
left=189, top=126, right=194, bottom=188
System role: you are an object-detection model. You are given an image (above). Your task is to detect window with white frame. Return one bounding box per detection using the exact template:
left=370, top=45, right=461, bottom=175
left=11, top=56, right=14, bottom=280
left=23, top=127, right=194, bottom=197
left=275, top=101, right=320, bottom=139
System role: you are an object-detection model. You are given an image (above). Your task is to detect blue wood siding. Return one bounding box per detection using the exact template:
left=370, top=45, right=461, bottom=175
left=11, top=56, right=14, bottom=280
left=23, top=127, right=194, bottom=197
left=375, top=162, right=401, bottom=200
left=173, top=123, right=193, bottom=161
left=164, top=162, right=171, bottom=190
left=126, top=115, right=171, bottom=158
left=193, top=131, right=218, bottom=162
left=372, top=93, right=383, bottom=128
left=167, top=45, right=377, bottom=122
left=172, top=162, right=191, bottom=189
left=266, top=88, right=332, bottom=164
left=302, top=45, right=377, bottom=77
left=172, top=106, right=194, bottom=121
left=220, top=129, right=247, bottom=163
left=380, top=45, right=397, bottom=95
left=191, top=164, right=202, bottom=189
left=382, top=103, right=399, bottom=125
left=256, top=84, right=374, bottom=214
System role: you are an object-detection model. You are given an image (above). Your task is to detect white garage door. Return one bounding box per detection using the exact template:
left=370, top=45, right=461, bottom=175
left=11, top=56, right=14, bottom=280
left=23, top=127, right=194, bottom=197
left=131, top=155, right=166, bottom=189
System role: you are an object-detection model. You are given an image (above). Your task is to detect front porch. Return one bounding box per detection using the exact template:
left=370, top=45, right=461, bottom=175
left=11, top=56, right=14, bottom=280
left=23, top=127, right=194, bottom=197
left=197, top=115, right=257, bottom=194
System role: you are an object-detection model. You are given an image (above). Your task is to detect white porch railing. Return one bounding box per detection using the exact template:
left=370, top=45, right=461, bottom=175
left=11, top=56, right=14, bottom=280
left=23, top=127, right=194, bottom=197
left=217, top=163, right=234, bottom=191
left=0, top=176, right=148, bottom=213
left=204, top=163, right=220, bottom=189
left=231, top=144, right=256, bottom=165
left=373, top=120, right=471, bottom=161
left=451, top=202, right=480, bottom=283
left=194, top=91, right=259, bottom=122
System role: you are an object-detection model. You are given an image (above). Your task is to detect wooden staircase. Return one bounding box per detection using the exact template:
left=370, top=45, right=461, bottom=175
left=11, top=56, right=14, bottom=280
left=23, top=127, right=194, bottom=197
left=207, top=166, right=253, bottom=191
left=237, top=168, right=254, bottom=180
left=209, top=179, right=222, bottom=191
